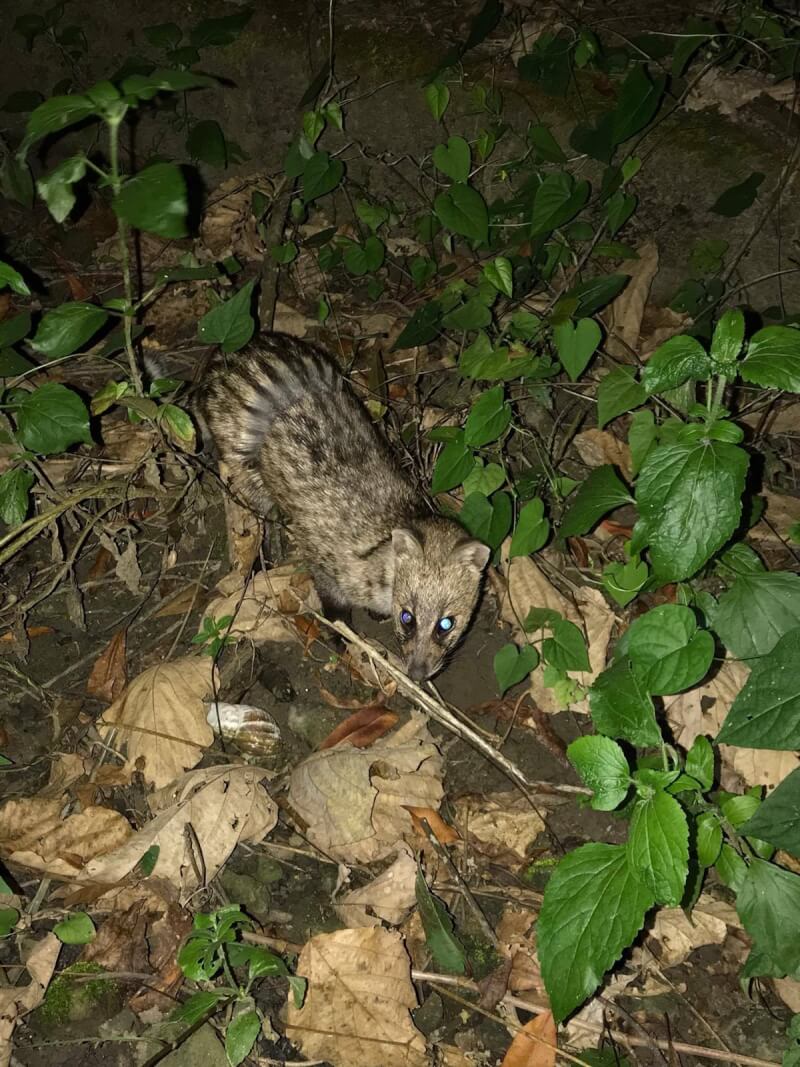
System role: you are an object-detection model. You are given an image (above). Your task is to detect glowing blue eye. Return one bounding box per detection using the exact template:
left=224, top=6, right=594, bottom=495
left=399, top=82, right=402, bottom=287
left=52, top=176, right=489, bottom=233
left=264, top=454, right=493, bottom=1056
left=400, top=609, right=414, bottom=626
left=438, top=616, right=455, bottom=633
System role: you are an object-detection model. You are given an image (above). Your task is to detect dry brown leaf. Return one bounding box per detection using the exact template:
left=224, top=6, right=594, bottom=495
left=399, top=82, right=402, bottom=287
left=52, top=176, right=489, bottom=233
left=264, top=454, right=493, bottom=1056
left=685, top=67, right=795, bottom=117
left=84, top=765, right=276, bottom=894
left=573, top=429, right=632, bottom=480
left=644, top=895, right=733, bottom=967
left=320, top=707, right=399, bottom=749
left=198, top=173, right=268, bottom=262
left=0, top=799, right=132, bottom=879
left=497, top=905, right=545, bottom=997
left=604, top=241, right=659, bottom=360
left=86, top=629, right=127, bottom=703
left=40, top=753, right=87, bottom=797
left=405, top=806, right=460, bottom=845
left=773, top=977, right=800, bottom=1014
left=453, top=792, right=545, bottom=864
left=639, top=304, right=692, bottom=357
left=0, top=626, right=54, bottom=644
left=286, top=927, right=427, bottom=1067
left=664, top=659, right=800, bottom=790
left=154, top=583, right=202, bottom=618
left=204, top=566, right=321, bottom=645
left=751, top=489, right=800, bottom=544
left=0, top=934, right=60, bottom=1067
left=289, top=715, right=444, bottom=863
left=335, top=849, right=417, bottom=927
left=99, top=656, right=215, bottom=788
left=501, top=1011, right=557, bottom=1067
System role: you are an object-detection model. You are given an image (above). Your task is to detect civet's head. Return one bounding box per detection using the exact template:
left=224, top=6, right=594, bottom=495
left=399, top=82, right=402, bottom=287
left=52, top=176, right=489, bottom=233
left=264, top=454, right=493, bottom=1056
left=391, top=519, right=490, bottom=682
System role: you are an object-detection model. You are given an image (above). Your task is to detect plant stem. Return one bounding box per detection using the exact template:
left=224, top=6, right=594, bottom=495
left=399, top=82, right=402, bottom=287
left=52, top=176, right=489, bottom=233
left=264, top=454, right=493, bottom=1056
left=107, top=115, right=144, bottom=396
left=710, top=374, right=728, bottom=419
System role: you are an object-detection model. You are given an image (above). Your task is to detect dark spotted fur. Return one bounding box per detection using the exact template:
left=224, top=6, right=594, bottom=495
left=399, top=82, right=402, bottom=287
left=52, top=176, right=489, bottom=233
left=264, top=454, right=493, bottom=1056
left=199, top=333, right=490, bottom=680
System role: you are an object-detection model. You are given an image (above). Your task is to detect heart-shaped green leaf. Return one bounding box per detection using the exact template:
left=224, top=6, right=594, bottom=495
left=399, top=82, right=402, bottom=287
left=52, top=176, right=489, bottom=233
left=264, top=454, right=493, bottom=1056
left=553, top=317, right=601, bottom=380
left=434, top=183, right=488, bottom=244
left=433, top=136, right=471, bottom=183
left=494, top=642, right=539, bottom=695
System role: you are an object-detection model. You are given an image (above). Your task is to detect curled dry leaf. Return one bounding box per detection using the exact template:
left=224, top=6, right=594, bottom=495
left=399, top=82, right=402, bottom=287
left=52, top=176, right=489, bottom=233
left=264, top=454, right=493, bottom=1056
left=198, top=173, right=269, bottom=262
left=685, top=67, right=796, bottom=117
left=497, top=905, right=546, bottom=997
left=405, top=806, right=460, bottom=846
left=84, top=765, right=277, bottom=894
left=639, top=304, right=692, bottom=359
left=99, top=656, right=216, bottom=789
left=286, top=927, right=427, bottom=1067
left=204, top=566, right=321, bottom=645
left=501, top=1010, right=557, bottom=1067
left=644, top=894, right=735, bottom=968
left=86, top=628, right=127, bottom=703
left=0, top=798, right=132, bottom=880
left=604, top=241, right=659, bottom=361
left=573, top=429, right=632, bottom=480
left=453, top=792, right=546, bottom=865
left=664, top=659, right=800, bottom=790
left=217, top=460, right=264, bottom=575
left=320, top=706, right=400, bottom=749
left=0, top=934, right=60, bottom=1067
left=289, top=715, right=444, bottom=864
left=334, top=848, right=417, bottom=928
left=751, top=489, right=800, bottom=545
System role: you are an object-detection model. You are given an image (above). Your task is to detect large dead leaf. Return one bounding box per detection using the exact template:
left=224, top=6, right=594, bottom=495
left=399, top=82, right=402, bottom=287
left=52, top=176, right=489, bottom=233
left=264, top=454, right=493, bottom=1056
left=286, top=927, right=427, bottom=1067
left=500, top=1011, right=557, bottom=1067
left=289, top=715, right=444, bottom=863
left=497, top=905, right=546, bottom=997
left=572, top=429, right=632, bottom=480
left=84, top=765, right=276, bottom=894
left=453, top=792, right=546, bottom=864
left=99, top=656, right=216, bottom=788
left=604, top=241, right=659, bottom=360
left=204, top=566, right=321, bottom=645
left=0, top=798, right=132, bottom=879
left=86, top=628, right=127, bottom=703
left=335, top=848, right=417, bottom=927
left=0, top=934, right=60, bottom=1067
left=751, top=489, right=800, bottom=545
left=686, top=67, right=796, bottom=117
left=664, top=659, right=800, bottom=790
left=642, top=894, right=735, bottom=968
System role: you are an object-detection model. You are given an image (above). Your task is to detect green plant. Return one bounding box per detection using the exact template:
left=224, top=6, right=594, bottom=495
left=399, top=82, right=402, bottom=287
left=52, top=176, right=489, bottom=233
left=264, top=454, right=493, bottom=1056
left=192, top=614, right=236, bottom=657
left=174, top=905, right=305, bottom=1066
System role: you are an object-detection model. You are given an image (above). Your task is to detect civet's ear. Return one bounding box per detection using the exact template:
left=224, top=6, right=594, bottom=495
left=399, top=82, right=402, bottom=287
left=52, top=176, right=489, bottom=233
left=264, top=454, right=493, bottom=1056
left=451, top=539, right=491, bottom=572
left=392, top=527, right=423, bottom=560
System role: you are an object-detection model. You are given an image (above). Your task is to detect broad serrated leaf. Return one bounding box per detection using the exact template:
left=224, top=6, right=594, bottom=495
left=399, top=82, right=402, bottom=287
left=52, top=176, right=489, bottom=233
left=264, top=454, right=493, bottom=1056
left=740, top=325, right=800, bottom=393
left=628, top=790, right=689, bottom=905
left=530, top=172, right=589, bottom=236
left=553, top=317, right=601, bottom=381
left=641, top=334, right=712, bottom=394
left=113, top=163, right=188, bottom=238
left=633, top=439, right=749, bottom=581
left=559, top=464, right=632, bottom=539
left=392, top=301, right=442, bottom=350
left=415, top=867, right=467, bottom=973
left=434, top=183, right=489, bottom=244
left=0, top=468, right=34, bottom=525
left=597, top=366, right=646, bottom=427
left=433, top=136, right=471, bottom=183
left=225, top=1009, right=261, bottom=1067
left=302, top=151, right=344, bottom=203
left=31, top=302, right=108, bottom=358
left=696, top=813, right=723, bottom=868
left=717, top=628, right=800, bottom=750
left=431, top=438, right=473, bottom=494
left=542, top=618, right=590, bottom=672
left=589, top=658, right=661, bottom=746
left=567, top=735, right=631, bottom=810
left=714, top=570, right=800, bottom=660
left=464, top=386, right=510, bottom=446
left=710, top=309, right=745, bottom=367
left=628, top=409, right=657, bottom=475
left=538, top=843, right=654, bottom=1022
left=626, top=604, right=714, bottom=696
left=37, top=155, right=86, bottom=223
left=53, top=912, right=96, bottom=944
left=197, top=279, right=256, bottom=353
left=736, top=859, right=800, bottom=975
left=739, top=768, right=800, bottom=857
left=510, top=497, right=549, bottom=556
left=494, top=642, right=539, bottom=695
left=685, top=734, right=714, bottom=790
left=15, top=383, right=92, bottom=455
left=20, top=94, right=96, bottom=156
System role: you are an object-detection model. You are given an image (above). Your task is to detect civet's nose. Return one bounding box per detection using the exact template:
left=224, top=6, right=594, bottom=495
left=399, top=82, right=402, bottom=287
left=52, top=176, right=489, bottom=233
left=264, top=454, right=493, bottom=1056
left=406, top=658, right=430, bottom=683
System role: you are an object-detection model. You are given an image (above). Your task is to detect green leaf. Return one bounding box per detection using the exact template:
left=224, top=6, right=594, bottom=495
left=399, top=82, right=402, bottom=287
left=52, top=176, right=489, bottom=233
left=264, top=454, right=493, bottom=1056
left=510, top=497, right=549, bottom=557
left=37, top=155, right=86, bottom=223
left=628, top=790, right=688, bottom=906
left=144, top=22, right=183, bottom=49
left=565, top=274, right=629, bottom=317
left=20, top=94, right=96, bottom=156
left=612, top=66, right=666, bottom=144
left=628, top=409, right=657, bottom=475
left=696, top=813, right=723, bottom=867
left=0, top=468, right=34, bottom=525
left=190, top=8, right=253, bottom=47
left=343, top=236, right=385, bottom=277
left=431, top=439, right=473, bottom=494
left=121, top=69, right=214, bottom=101
left=543, top=618, right=590, bottom=672
left=186, top=119, right=227, bottom=167
left=710, top=309, right=745, bottom=367
left=441, top=298, right=492, bottom=332
left=633, top=439, right=749, bottom=581
left=601, top=557, right=648, bottom=607
left=597, top=366, right=647, bottom=427
left=530, top=172, right=589, bottom=236
left=589, top=659, right=661, bottom=747
left=483, top=257, right=513, bottom=298
left=494, top=642, right=539, bottom=695
left=567, top=735, right=631, bottom=810
left=425, top=82, right=450, bottom=121
left=553, top=318, right=601, bottom=381
left=415, top=866, right=467, bottom=973
left=433, top=136, right=471, bottom=183
left=528, top=123, right=566, bottom=163
left=737, top=859, right=800, bottom=975
left=559, top=465, right=632, bottom=539
left=355, top=200, right=389, bottom=231
left=459, top=334, right=543, bottom=381
left=464, top=386, right=510, bottom=446
left=393, top=302, right=442, bottom=350
left=0, top=908, right=19, bottom=937
left=171, top=990, right=225, bottom=1028
left=31, top=302, right=108, bottom=358
left=113, top=163, right=188, bottom=238
left=270, top=241, right=298, bottom=265
left=717, top=628, right=800, bottom=750
left=641, top=334, right=712, bottom=394
left=434, top=183, right=489, bottom=244
left=463, top=460, right=505, bottom=497
left=0, top=261, right=31, bottom=297
left=15, top=383, right=92, bottom=455
left=606, top=190, right=636, bottom=236
left=626, top=604, right=714, bottom=696
left=461, top=490, right=512, bottom=551
left=685, top=735, right=714, bottom=790
left=711, top=172, right=765, bottom=217
left=225, top=1009, right=261, bottom=1067
left=197, top=279, right=256, bottom=353
left=715, top=844, right=747, bottom=892
left=517, top=33, right=573, bottom=98
left=53, top=912, right=96, bottom=944
left=714, top=571, right=800, bottom=660
left=740, top=325, right=800, bottom=393
left=739, top=768, right=800, bottom=857
left=538, top=843, right=654, bottom=1022
left=302, top=151, right=344, bottom=203
left=0, top=312, right=32, bottom=349
left=1, top=153, right=35, bottom=209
